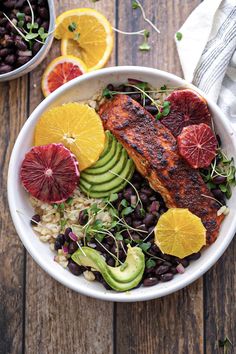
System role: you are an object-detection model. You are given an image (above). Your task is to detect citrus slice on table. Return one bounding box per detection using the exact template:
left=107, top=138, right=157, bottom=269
left=154, top=208, right=206, bottom=259
left=34, top=103, right=105, bottom=171
left=41, top=55, right=87, bottom=97
left=54, top=8, right=113, bottom=71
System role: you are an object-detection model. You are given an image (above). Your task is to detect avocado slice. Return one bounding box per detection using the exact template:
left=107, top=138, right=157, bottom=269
left=71, top=245, right=145, bottom=292
left=82, top=143, right=123, bottom=177
left=99, top=131, right=112, bottom=159
left=79, top=162, right=135, bottom=198
left=80, top=149, right=128, bottom=184
left=91, top=133, right=117, bottom=168
left=79, top=159, right=134, bottom=193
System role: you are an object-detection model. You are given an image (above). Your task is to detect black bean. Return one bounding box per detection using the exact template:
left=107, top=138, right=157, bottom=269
left=140, top=193, right=148, bottom=204
left=95, top=242, right=108, bottom=253
left=38, top=7, right=49, bottom=20
left=187, top=252, right=201, bottom=261
left=110, top=245, right=117, bottom=254
left=132, top=234, right=140, bottom=242
left=150, top=243, right=159, bottom=253
left=0, top=48, right=12, bottom=57
left=30, top=214, right=40, bottom=226
left=0, top=18, right=7, bottom=26
left=101, top=279, right=112, bottom=290
left=132, top=220, right=142, bottom=228
left=179, top=259, right=189, bottom=267
left=93, top=271, right=102, bottom=281
left=23, top=6, right=31, bottom=15
left=15, top=0, right=26, bottom=9
left=25, top=15, right=32, bottom=24
left=124, top=215, right=132, bottom=226
left=4, top=54, right=15, bottom=65
left=64, top=227, right=72, bottom=237
left=38, top=0, right=47, bottom=5
left=3, top=1, right=15, bottom=9
left=68, top=261, right=83, bottom=276
left=78, top=210, right=89, bottom=225
left=54, top=240, right=62, bottom=251
left=17, top=56, right=31, bottom=66
left=144, top=97, right=151, bottom=105
left=212, top=189, right=225, bottom=203
left=163, top=261, right=172, bottom=267
left=40, top=21, right=49, bottom=31
left=106, top=236, right=114, bottom=246
left=35, top=17, right=42, bottom=26
left=130, top=93, right=142, bottom=102
left=106, top=83, right=114, bottom=91
left=55, top=233, right=65, bottom=245
left=132, top=172, right=142, bottom=183
left=0, top=27, right=6, bottom=36
left=116, top=84, right=125, bottom=92
left=155, top=265, right=170, bottom=275
left=123, top=187, right=133, bottom=201
left=145, top=105, right=158, bottom=115
left=143, top=213, right=155, bottom=227
left=141, top=186, right=153, bottom=197
left=134, top=205, right=144, bottom=219
left=68, top=241, right=78, bottom=254
left=143, top=277, right=158, bottom=287
left=212, top=176, right=227, bottom=185
left=170, top=266, right=178, bottom=274
left=107, top=257, right=115, bottom=267
left=162, top=254, right=173, bottom=261
left=15, top=39, right=28, bottom=51
left=124, top=86, right=134, bottom=93
left=3, top=35, right=14, bottom=47
left=161, top=273, right=174, bottom=282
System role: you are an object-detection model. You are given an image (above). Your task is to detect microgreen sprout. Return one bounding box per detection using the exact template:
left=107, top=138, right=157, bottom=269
left=176, top=32, right=183, bottom=41
left=218, top=336, right=232, bottom=354
left=112, top=0, right=160, bottom=52
left=109, top=170, right=144, bottom=209
left=4, top=0, right=50, bottom=48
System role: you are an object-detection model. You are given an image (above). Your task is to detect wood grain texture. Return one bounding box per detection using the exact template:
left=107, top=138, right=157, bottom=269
left=24, top=1, right=115, bottom=354
left=204, top=239, right=236, bottom=354
left=1, top=1, right=235, bottom=354
left=115, top=1, right=204, bottom=354
left=0, top=78, right=28, bottom=354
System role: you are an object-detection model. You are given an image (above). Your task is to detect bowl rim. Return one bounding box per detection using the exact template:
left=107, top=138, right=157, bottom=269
left=0, top=0, right=55, bottom=80
left=8, top=66, right=236, bottom=302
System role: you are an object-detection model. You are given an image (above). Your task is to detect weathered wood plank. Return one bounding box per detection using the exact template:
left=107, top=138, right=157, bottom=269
left=115, top=1, right=203, bottom=354
left=204, top=239, right=236, bottom=354
left=0, top=77, right=28, bottom=354
left=24, top=1, right=115, bottom=354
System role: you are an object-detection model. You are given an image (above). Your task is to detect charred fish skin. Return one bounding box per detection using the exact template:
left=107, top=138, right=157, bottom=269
left=99, top=95, right=223, bottom=244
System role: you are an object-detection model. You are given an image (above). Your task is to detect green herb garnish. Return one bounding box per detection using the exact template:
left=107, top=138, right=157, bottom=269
left=139, top=29, right=150, bottom=51
left=176, top=32, right=183, bottom=41
left=146, top=258, right=156, bottom=268
left=68, top=22, right=77, bottom=32
left=219, top=337, right=232, bottom=354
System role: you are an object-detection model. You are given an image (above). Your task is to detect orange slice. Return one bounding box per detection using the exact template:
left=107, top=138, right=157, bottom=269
left=54, top=8, right=114, bottom=71
left=154, top=208, right=206, bottom=258
left=41, top=55, right=87, bottom=97
left=34, top=103, right=105, bottom=171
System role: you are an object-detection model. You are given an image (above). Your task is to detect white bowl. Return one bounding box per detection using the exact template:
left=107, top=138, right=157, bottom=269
left=8, top=66, right=236, bottom=302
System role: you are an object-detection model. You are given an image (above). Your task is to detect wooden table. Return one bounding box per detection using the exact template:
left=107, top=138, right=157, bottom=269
left=0, top=1, right=235, bottom=353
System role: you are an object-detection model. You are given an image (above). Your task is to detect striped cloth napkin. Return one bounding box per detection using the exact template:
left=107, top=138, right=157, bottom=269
left=175, top=0, right=236, bottom=128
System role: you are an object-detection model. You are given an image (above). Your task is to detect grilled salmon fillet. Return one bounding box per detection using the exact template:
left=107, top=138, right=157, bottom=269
left=99, top=95, right=223, bottom=244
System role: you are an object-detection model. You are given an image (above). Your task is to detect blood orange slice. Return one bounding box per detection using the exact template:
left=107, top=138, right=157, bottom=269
left=41, top=55, right=87, bottom=97
left=160, top=89, right=212, bottom=137
left=20, top=144, right=79, bottom=204
left=177, top=123, right=217, bottom=169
